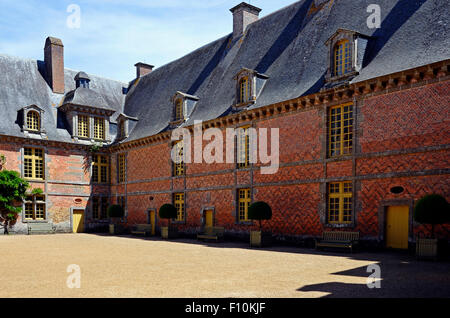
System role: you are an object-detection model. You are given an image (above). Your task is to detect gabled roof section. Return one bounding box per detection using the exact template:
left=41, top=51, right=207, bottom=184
left=122, top=0, right=449, bottom=142
left=0, top=54, right=126, bottom=142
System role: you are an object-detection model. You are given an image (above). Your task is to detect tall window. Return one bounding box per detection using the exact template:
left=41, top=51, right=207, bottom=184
left=92, top=154, right=109, bottom=183
left=118, top=153, right=126, bottom=183
left=24, top=148, right=44, bottom=180
left=329, top=103, right=353, bottom=157
left=238, top=188, right=251, bottom=222
left=328, top=182, right=353, bottom=224
left=24, top=195, right=46, bottom=220
left=78, top=115, right=89, bottom=138
left=119, top=121, right=125, bottom=139
left=239, top=77, right=251, bottom=103
left=175, top=99, right=184, bottom=121
left=93, top=117, right=105, bottom=140
left=237, top=126, right=250, bottom=169
left=173, top=141, right=185, bottom=176
left=26, top=111, right=40, bottom=132
left=92, top=197, right=108, bottom=220
left=334, top=40, right=351, bottom=77
left=174, top=193, right=185, bottom=222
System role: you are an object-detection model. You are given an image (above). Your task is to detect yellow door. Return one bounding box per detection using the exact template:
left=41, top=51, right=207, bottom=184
left=205, top=210, right=213, bottom=228
left=150, top=210, right=156, bottom=236
left=386, top=206, right=409, bottom=249
left=72, top=210, right=85, bottom=233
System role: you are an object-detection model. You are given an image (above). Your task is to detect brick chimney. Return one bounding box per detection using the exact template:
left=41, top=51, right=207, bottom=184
left=44, top=37, right=65, bottom=94
left=135, top=62, right=154, bottom=78
left=230, top=2, right=262, bottom=39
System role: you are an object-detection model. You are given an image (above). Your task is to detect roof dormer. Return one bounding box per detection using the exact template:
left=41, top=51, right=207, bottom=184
left=19, top=104, right=46, bottom=137
left=170, top=91, right=199, bottom=127
left=324, top=29, right=371, bottom=87
left=233, top=68, right=268, bottom=110
left=59, top=71, right=116, bottom=144
left=75, top=71, right=91, bottom=89
left=116, top=113, right=138, bottom=141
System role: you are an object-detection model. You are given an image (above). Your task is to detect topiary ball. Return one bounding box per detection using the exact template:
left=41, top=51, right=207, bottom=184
left=159, top=204, right=177, bottom=219
left=248, top=201, right=272, bottom=221
left=414, top=194, right=450, bottom=225
left=107, top=205, right=125, bottom=218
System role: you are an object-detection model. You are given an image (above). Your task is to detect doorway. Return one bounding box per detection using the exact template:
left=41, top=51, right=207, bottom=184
left=204, top=210, right=214, bottom=228
left=386, top=206, right=409, bottom=249
left=72, top=209, right=85, bottom=233
left=148, top=210, right=156, bottom=236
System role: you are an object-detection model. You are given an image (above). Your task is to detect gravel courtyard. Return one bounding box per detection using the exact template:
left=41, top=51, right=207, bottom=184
left=0, top=234, right=449, bottom=298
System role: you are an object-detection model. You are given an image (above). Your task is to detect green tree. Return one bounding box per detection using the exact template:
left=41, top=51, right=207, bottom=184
left=0, top=170, right=29, bottom=234
left=414, top=194, right=450, bottom=238
left=159, top=204, right=177, bottom=228
left=248, top=201, right=272, bottom=231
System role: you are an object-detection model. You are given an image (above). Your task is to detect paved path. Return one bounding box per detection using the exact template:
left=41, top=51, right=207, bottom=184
left=0, top=234, right=449, bottom=298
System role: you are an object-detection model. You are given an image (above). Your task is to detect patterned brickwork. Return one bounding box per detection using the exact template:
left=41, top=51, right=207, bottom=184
left=360, top=82, right=450, bottom=154
left=357, top=150, right=450, bottom=176
left=358, top=175, right=450, bottom=238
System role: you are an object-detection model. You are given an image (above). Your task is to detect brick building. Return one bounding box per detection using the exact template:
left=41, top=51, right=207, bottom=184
left=0, top=0, right=449, bottom=249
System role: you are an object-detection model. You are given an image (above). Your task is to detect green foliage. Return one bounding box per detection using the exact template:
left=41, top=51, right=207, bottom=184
left=0, top=154, right=6, bottom=166
left=414, top=194, right=450, bottom=225
left=159, top=204, right=177, bottom=220
left=248, top=201, right=272, bottom=231
left=88, top=143, right=102, bottom=153
left=0, top=170, right=29, bottom=215
left=248, top=201, right=272, bottom=221
left=107, top=205, right=125, bottom=218
left=30, top=188, right=44, bottom=195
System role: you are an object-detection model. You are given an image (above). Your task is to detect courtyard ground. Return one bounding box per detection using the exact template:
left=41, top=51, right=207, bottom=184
left=0, top=234, right=449, bottom=298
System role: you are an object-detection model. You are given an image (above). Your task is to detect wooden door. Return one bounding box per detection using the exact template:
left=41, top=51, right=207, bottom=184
left=386, top=206, right=409, bottom=249
left=150, top=210, right=156, bottom=236
left=205, top=210, right=214, bottom=228
left=72, top=210, right=85, bottom=233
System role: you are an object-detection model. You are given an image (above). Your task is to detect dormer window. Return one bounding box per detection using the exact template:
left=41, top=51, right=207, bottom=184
left=325, top=29, right=371, bottom=86
left=175, top=98, right=184, bottom=121
left=334, top=40, right=351, bottom=77
left=75, top=72, right=91, bottom=89
left=93, top=117, right=105, bottom=140
left=239, top=77, right=251, bottom=103
left=78, top=115, right=90, bottom=138
left=116, top=114, right=138, bottom=141
left=20, top=105, right=45, bottom=136
left=233, top=68, right=269, bottom=109
left=170, top=92, right=199, bottom=126
left=26, top=111, right=40, bottom=132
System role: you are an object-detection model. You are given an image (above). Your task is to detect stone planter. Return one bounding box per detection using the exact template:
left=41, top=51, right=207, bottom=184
left=161, top=226, right=178, bottom=239
left=109, top=224, right=124, bottom=235
left=416, top=238, right=438, bottom=260
left=250, top=231, right=272, bottom=248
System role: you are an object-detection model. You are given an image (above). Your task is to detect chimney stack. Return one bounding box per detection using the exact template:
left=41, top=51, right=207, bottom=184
left=135, top=62, right=154, bottom=78
left=230, top=2, right=262, bottom=39
left=44, top=36, right=65, bottom=94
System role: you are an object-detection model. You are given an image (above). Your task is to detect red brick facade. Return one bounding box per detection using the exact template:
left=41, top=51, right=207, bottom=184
left=1, top=62, right=449, bottom=248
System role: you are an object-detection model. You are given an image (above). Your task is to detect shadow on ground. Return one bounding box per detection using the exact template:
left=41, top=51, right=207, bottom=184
left=88, top=233, right=450, bottom=298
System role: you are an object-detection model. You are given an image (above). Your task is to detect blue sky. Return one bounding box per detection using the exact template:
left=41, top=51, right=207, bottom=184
left=0, top=0, right=296, bottom=82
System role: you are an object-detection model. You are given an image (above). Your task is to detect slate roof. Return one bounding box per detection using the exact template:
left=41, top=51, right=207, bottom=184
left=0, top=54, right=126, bottom=142
left=0, top=0, right=448, bottom=145
left=123, top=0, right=450, bottom=142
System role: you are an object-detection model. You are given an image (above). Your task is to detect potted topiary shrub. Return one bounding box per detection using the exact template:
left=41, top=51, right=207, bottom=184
left=159, top=204, right=178, bottom=239
left=108, top=205, right=125, bottom=235
left=414, top=194, right=450, bottom=259
left=248, top=201, right=273, bottom=247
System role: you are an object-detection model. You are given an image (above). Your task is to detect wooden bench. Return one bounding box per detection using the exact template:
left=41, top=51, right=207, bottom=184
left=131, top=224, right=153, bottom=237
left=315, top=231, right=359, bottom=253
left=28, top=223, right=55, bottom=235
left=197, top=227, right=225, bottom=242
